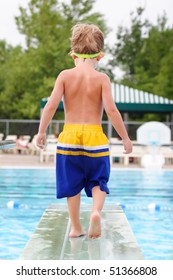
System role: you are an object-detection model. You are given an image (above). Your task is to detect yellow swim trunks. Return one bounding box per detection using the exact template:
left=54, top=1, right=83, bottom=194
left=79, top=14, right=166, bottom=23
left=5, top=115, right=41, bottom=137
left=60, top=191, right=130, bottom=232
left=56, top=124, right=110, bottom=198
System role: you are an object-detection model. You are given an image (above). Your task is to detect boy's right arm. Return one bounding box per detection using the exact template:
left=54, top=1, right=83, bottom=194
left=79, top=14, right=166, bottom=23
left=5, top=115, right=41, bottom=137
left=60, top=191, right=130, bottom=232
left=36, top=72, right=64, bottom=149
left=101, top=74, right=132, bottom=154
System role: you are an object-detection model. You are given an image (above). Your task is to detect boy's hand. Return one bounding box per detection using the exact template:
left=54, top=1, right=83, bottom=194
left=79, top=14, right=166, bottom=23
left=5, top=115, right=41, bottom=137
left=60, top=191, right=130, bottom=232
left=122, top=138, right=133, bottom=154
left=36, top=133, right=46, bottom=149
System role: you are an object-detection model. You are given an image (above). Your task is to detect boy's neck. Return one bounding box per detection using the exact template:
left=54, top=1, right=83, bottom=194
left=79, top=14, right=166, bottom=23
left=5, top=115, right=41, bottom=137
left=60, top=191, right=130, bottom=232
left=74, top=58, right=97, bottom=68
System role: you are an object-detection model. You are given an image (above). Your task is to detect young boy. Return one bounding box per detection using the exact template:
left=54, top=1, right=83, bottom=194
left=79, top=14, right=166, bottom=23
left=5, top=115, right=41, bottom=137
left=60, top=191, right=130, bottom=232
left=36, top=23, right=132, bottom=239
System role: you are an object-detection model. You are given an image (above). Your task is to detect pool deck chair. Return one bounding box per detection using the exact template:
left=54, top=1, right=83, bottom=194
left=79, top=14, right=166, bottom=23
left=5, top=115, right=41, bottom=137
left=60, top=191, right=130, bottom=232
left=0, top=133, right=4, bottom=141
left=109, top=140, right=146, bottom=166
left=159, top=144, right=173, bottom=165
left=20, top=204, right=144, bottom=260
left=3, top=135, right=17, bottom=154
left=39, top=139, right=57, bottom=163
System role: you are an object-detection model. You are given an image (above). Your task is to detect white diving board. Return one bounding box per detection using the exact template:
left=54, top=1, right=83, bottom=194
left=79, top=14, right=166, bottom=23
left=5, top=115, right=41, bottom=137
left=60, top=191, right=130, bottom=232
left=20, top=204, right=144, bottom=260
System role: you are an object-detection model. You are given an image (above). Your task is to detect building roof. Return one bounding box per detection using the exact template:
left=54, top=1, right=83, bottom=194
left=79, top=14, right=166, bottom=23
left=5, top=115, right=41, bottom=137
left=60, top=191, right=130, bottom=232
left=111, top=84, right=173, bottom=113
left=41, top=83, right=173, bottom=113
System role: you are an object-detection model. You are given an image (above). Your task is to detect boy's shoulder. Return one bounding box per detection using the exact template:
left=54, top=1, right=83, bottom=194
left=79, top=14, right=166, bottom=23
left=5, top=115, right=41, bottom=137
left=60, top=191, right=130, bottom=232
left=97, top=72, right=111, bottom=84
left=56, top=69, right=74, bottom=82
left=98, top=71, right=110, bottom=79
left=58, top=68, right=73, bottom=76
left=57, top=68, right=110, bottom=83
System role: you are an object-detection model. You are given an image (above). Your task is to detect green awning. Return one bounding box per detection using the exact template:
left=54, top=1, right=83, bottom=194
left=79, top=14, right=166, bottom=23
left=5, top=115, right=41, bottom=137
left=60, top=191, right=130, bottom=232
left=41, top=83, right=173, bottom=113
left=40, top=98, right=63, bottom=110
left=111, top=84, right=173, bottom=113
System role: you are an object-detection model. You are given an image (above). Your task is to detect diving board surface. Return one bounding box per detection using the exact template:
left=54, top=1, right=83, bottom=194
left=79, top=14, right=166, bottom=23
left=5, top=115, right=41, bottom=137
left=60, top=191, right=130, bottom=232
left=20, top=204, right=144, bottom=260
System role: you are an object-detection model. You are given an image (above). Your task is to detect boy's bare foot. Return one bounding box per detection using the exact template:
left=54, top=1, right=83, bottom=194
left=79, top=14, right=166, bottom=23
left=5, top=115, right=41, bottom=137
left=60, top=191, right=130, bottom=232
left=69, top=228, right=86, bottom=238
left=88, top=211, right=101, bottom=238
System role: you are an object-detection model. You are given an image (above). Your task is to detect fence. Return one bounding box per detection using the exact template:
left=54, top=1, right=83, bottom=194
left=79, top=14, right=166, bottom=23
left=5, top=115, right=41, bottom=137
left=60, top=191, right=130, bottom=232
left=0, top=119, right=173, bottom=141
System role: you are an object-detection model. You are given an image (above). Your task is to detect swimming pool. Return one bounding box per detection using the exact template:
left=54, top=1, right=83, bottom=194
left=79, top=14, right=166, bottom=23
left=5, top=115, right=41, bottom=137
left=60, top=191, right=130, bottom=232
left=0, top=168, right=173, bottom=260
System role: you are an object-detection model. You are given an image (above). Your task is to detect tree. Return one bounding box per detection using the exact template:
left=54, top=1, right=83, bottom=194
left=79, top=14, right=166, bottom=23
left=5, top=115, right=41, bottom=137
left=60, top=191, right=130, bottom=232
left=0, top=41, right=12, bottom=94
left=0, top=42, right=25, bottom=118
left=137, top=15, right=173, bottom=98
left=111, top=8, right=173, bottom=96
left=109, top=8, right=173, bottom=121
left=0, top=0, right=110, bottom=119
left=110, top=7, right=150, bottom=81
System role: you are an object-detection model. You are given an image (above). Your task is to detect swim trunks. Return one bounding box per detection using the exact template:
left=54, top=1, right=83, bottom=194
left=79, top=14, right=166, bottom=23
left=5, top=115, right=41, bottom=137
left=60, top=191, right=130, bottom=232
left=56, top=124, right=110, bottom=198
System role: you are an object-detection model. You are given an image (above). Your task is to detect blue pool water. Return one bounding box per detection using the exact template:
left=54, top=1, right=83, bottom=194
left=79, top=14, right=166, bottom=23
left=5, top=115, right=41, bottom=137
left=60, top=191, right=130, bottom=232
left=0, top=168, right=173, bottom=260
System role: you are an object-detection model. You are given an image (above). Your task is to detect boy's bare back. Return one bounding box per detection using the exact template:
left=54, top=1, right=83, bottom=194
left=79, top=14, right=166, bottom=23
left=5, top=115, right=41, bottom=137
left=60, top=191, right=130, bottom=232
left=61, top=62, right=105, bottom=125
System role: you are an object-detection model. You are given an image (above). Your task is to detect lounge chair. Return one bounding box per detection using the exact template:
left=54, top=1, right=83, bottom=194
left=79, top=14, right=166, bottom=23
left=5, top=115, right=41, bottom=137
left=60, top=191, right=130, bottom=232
left=158, top=143, right=173, bottom=165
left=28, top=135, right=39, bottom=155
left=0, top=133, right=4, bottom=141
left=0, top=133, right=4, bottom=153
left=5, top=135, right=17, bottom=141
left=40, top=138, right=57, bottom=163
left=47, top=134, right=56, bottom=140
left=3, top=135, right=17, bottom=153
left=109, top=139, right=146, bottom=166
left=15, top=135, right=31, bottom=154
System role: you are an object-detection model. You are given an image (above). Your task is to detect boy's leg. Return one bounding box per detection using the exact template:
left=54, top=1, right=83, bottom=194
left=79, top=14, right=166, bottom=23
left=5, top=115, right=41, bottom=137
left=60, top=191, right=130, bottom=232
left=67, top=193, right=86, bottom=237
left=88, top=186, right=106, bottom=238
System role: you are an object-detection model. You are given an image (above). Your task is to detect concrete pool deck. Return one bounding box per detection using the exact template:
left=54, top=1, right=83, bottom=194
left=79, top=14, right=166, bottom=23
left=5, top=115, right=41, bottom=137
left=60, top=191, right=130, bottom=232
left=0, top=153, right=138, bottom=168
left=0, top=153, right=54, bottom=167
left=1, top=153, right=173, bottom=169
left=20, top=204, right=144, bottom=260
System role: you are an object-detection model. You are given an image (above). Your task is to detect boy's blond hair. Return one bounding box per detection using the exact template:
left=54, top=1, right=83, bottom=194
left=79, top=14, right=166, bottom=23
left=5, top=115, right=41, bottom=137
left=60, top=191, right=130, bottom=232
left=70, top=23, right=104, bottom=54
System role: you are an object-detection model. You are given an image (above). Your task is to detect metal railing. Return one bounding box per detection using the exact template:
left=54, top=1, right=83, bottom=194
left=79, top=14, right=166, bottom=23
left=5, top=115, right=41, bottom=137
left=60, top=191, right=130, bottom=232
left=0, top=119, right=173, bottom=141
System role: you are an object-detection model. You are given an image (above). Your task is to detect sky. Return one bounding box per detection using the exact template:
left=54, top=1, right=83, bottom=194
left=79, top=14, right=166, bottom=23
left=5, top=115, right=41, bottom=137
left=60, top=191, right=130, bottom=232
left=0, top=0, right=173, bottom=47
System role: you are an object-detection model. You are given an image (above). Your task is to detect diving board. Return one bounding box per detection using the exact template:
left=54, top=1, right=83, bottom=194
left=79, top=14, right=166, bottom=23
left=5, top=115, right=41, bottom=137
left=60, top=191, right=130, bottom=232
left=20, top=204, right=144, bottom=260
